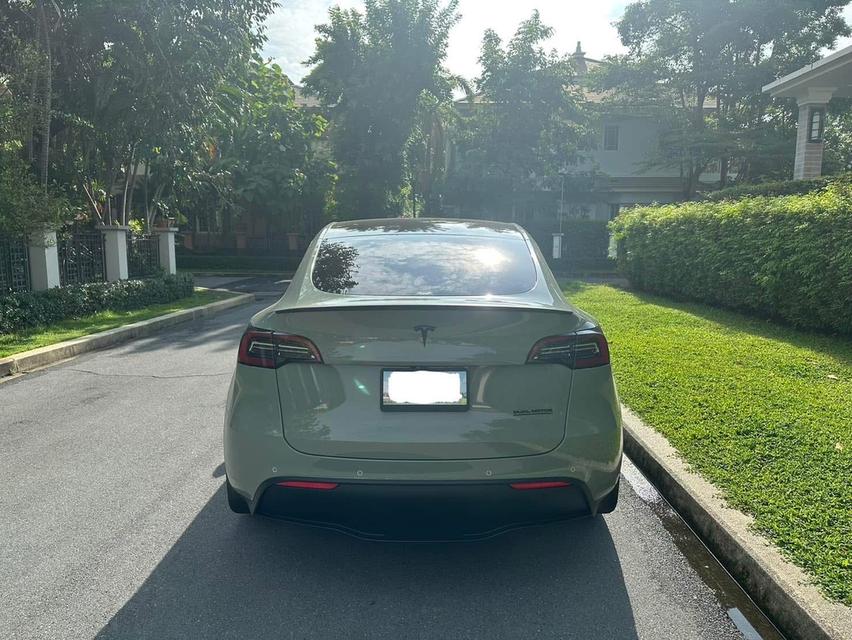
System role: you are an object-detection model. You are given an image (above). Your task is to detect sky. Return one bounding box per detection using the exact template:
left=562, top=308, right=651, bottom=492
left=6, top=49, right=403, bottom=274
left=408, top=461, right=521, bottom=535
left=261, top=0, right=852, bottom=85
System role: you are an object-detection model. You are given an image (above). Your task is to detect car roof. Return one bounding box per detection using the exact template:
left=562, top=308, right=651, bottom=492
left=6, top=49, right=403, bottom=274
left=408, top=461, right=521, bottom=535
left=324, top=218, right=525, bottom=239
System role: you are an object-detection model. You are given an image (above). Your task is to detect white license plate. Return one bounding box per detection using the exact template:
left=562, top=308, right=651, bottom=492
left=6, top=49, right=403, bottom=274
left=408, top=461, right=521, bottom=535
left=381, top=370, right=468, bottom=411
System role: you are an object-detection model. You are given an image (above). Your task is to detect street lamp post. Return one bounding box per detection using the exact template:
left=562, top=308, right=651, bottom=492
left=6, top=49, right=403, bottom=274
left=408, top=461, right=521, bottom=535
left=552, top=171, right=568, bottom=261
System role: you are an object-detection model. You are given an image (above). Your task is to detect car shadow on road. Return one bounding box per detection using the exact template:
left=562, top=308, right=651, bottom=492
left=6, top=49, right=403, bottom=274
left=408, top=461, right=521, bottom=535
left=116, top=310, right=262, bottom=357
left=96, top=486, right=639, bottom=640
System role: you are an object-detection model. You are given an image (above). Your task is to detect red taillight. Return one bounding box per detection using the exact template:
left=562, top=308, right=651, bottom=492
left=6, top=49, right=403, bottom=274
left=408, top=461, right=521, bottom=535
left=238, top=329, right=323, bottom=368
left=277, top=481, right=339, bottom=490
left=509, top=481, right=571, bottom=490
left=526, top=331, right=610, bottom=369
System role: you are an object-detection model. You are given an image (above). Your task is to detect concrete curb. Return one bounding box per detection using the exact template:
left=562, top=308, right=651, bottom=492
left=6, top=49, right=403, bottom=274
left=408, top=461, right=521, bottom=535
left=622, top=407, right=852, bottom=640
left=0, top=292, right=255, bottom=378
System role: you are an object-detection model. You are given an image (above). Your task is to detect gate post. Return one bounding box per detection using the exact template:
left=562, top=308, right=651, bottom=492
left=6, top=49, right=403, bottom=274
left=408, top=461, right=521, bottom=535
left=154, top=227, right=178, bottom=275
left=99, top=225, right=129, bottom=281
left=27, top=229, right=61, bottom=290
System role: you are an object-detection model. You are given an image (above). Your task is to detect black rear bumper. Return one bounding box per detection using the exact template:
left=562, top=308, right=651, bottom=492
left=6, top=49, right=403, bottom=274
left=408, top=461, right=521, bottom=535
left=254, top=479, right=591, bottom=541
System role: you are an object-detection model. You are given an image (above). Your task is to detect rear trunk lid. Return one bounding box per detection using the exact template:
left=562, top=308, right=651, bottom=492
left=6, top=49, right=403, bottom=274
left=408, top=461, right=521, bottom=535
left=264, top=305, right=583, bottom=460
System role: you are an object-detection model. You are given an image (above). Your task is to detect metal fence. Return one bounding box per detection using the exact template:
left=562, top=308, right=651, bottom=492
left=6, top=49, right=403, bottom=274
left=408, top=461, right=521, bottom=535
left=0, top=236, right=30, bottom=294
left=58, top=229, right=105, bottom=286
left=127, top=234, right=160, bottom=278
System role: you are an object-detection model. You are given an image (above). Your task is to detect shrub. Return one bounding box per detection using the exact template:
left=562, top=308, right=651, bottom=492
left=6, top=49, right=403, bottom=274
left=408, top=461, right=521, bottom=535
left=610, top=184, right=852, bottom=334
left=0, top=274, right=195, bottom=335
left=701, top=173, right=852, bottom=202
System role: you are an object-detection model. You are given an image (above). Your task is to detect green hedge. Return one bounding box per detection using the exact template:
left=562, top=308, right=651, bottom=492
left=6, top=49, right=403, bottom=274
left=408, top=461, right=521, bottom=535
left=177, top=253, right=302, bottom=272
left=701, top=173, right=852, bottom=202
left=0, top=274, right=195, bottom=335
left=610, top=185, right=852, bottom=334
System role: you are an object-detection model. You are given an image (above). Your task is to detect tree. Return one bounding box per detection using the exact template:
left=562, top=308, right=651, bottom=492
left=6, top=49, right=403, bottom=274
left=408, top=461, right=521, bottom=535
left=304, top=0, right=459, bottom=218
left=823, top=98, right=852, bottom=174
left=0, top=0, right=277, bottom=227
left=443, top=12, right=588, bottom=216
left=403, top=75, right=471, bottom=216
left=179, top=58, right=335, bottom=237
left=0, top=6, right=67, bottom=236
left=592, top=0, right=850, bottom=195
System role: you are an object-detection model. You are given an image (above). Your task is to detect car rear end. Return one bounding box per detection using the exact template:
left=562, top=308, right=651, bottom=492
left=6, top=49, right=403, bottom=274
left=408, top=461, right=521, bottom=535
left=224, top=219, right=622, bottom=540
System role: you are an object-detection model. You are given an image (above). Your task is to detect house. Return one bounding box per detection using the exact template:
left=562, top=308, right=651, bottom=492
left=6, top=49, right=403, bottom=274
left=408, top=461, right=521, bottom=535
left=445, top=43, right=726, bottom=224
left=763, top=44, right=852, bottom=179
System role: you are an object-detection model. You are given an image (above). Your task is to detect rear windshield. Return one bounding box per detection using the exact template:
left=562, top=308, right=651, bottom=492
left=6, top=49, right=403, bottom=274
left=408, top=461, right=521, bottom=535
left=311, top=234, right=537, bottom=296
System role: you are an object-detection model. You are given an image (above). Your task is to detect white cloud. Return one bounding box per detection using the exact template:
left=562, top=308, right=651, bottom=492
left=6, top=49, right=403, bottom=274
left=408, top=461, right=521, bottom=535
left=261, top=0, right=362, bottom=83
left=838, top=5, right=852, bottom=50
left=263, top=0, right=852, bottom=84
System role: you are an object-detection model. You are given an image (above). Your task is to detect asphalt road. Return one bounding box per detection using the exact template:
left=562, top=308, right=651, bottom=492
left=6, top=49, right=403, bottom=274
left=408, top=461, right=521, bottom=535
left=0, top=288, right=784, bottom=640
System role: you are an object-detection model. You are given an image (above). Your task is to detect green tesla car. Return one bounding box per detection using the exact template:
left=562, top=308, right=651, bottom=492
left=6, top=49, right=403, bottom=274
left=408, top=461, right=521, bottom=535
left=224, top=218, right=622, bottom=540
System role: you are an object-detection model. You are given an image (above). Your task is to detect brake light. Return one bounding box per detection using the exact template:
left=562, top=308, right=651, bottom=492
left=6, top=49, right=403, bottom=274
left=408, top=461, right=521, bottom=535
left=510, top=481, right=570, bottom=490
left=526, top=331, right=610, bottom=369
left=238, top=329, right=323, bottom=368
left=277, top=481, right=338, bottom=490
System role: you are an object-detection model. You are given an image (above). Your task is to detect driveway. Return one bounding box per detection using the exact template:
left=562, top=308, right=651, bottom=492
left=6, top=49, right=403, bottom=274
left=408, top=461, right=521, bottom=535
left=0, top=292, right=783, bottom=639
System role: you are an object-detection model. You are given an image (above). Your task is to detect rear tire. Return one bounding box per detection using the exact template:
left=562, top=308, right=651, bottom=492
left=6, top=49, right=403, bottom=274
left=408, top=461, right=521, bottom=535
left=226, top=477, right=250, bottom=514
left=596, top=479, right=619, bottom=514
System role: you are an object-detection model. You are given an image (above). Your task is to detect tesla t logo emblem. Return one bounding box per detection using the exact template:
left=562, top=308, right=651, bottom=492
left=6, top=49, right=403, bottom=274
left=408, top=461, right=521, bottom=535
left=414, top=325, right=436, bottom=347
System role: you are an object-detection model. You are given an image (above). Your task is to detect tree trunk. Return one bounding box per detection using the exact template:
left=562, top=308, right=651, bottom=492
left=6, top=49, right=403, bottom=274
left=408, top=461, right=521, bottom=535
left=26, top=21, right=41, bottom=164
left=37, top=0, right=52, bottom=191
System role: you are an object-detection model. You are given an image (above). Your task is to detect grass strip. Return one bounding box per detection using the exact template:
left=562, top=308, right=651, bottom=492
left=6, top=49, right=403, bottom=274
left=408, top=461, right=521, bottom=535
left=564, top=281, right=851, bottom=604
left=0, top=289, right=235, bottom=358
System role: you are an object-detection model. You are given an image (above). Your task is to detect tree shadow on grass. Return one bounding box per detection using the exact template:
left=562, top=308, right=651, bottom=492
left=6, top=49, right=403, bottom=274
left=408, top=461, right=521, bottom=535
left=564, top=281, right=852, bottom=368
left=95, top=486, right=638, bottom=640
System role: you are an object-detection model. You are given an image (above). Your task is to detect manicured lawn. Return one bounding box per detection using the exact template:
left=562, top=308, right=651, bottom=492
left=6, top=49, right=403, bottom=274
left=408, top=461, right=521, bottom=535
left=0, top=289, right=235, bottom=359
left=564, top=282, right=852, bottom=604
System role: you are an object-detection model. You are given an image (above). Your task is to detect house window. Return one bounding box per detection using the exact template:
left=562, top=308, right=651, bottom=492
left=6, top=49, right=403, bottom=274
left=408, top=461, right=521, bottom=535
left=808, top=108, right=825, bottom=143
left=604, top=125, right=619, bottom=151
left=569, top=205, right=590, bottom=219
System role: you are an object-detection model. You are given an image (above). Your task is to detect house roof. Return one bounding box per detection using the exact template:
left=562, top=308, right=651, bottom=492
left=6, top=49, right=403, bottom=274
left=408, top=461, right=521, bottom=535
left=763, top=44, right=852, bottom=99
left=293, top=85, right=321, bottom=108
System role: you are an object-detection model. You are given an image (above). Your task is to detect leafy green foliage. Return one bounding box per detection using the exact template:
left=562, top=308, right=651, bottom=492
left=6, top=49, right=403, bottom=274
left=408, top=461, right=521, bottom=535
left=610, top=184, right=852, bottom=333
left=0, top=68, right=69, bottom=235
left=0, top=147, right=69, bottom=235
left=701, top=173, right=850, bottom=201
left=0, top=288, right=230, bottom=358
left=823, top=99, right=852, bottom=174
left=566, top=282, right=852, bottom=604
left=445, top=12, right=587, bottom=213
left=180, top=58, right=334, bottom=234
left=0, top=274, right=195, bottom=334
left=304, top=0, right=460, bottom=217
left=0, top=0, right=277, bottom=227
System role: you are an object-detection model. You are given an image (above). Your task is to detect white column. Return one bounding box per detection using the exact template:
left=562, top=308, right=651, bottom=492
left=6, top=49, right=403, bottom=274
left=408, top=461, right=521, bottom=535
left=155, top=228, right=178, bottom=275
left=99, top=226, right=129, bottom=281
left=27, top=229, right=61, bottom=290
left=794, top=88, right=835, bottom=180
